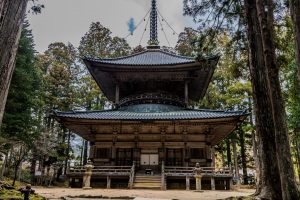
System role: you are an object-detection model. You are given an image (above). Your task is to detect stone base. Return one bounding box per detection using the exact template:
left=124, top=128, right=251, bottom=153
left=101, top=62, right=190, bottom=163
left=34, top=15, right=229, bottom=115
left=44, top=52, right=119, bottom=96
left=83, top=187, right=92, bottom=190
left=194, top=190, right=204, bottom=193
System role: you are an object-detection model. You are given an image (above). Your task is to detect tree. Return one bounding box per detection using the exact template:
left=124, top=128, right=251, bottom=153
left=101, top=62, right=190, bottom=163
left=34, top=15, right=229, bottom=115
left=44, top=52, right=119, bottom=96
left=38, top=42, right=80, bottom=176
left=289, top=0, right=300, bottom=182
left=1, top=20, right=42, bottom=185
left=0, top=0, right=28, bottom=127
left=78, top=22, right=131, bottom=110
left=184, top=0, right=300, bottom=198
left=289, top=0, right=300, bottom=89
left=255, top=1, right=300, bottom=199
left=0, top=0, right=44, bottom=127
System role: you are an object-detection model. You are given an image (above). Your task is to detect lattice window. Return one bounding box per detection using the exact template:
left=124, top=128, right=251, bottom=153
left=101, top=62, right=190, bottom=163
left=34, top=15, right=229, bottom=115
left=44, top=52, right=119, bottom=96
left=190, top=148, right=205, bottom=159
left=95, top=148, right=110, bottom=159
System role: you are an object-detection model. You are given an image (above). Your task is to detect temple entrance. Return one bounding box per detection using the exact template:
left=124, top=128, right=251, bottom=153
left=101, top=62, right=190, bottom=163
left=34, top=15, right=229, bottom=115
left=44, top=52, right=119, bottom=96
left=140, top=154, right=159, bottom=166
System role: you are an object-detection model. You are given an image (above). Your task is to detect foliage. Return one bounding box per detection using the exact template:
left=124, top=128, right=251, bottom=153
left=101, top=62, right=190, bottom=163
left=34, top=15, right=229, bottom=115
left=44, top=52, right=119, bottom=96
left=77, top=22, right=131, bottom=110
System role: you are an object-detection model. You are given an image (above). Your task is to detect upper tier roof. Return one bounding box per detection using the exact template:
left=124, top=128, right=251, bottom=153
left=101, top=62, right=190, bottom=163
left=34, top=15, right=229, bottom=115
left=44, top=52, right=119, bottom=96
left=83, top=49, right=219, bottom=103
left=84, top=49, right=196, bottom=66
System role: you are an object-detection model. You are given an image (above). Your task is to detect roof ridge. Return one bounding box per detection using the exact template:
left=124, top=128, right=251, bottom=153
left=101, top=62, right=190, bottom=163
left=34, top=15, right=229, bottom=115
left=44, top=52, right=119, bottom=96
left=184, top=108, right=246, bottom=113
left=157, top=49, right=194, bottom=60
left=84, top=49, right=196, bottom=62
left=55, top=109, right=116, bottom=114
left=84, top=50, right=149, bottom=62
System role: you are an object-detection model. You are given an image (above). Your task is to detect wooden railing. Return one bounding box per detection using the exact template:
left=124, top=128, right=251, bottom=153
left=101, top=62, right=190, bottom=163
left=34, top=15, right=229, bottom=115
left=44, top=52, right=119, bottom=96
left=164, top=166, right=232, bottom=177
left=68, top=165, right=132, bottom=176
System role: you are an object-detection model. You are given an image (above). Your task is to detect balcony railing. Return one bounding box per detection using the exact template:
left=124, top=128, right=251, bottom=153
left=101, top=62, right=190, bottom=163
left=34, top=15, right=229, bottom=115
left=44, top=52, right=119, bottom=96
left=68, top=165, right=132, bottom=176
left=164, top=166, right=232, bottom=177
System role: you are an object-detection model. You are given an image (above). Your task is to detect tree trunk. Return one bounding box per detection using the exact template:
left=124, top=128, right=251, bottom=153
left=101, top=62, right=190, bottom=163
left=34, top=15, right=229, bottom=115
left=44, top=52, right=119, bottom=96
left=83, top=140, right=88, bottom=165
left=0, top=0, right=28, bottom=127
left=30, top=148, right=37, bottom=185
left=80, top=138, right=84, bottom=165
left=290, top=0, right=300, bottom=88
left=256, top=0, right=300, bottom=199
left=248, top=96, right=260, bottom=187
left=12, top=164, right=19, bottom=186
left=232, top=139, right=240, bottom=185
left=226, top=139, right=232, bottom=166
left=244, top=0, right=282, bottom=199
left=239, top=128, right=248, bottom=185
left=290, top=0, right=300, bottom=184
left=64, top=130, right=71, bottom=174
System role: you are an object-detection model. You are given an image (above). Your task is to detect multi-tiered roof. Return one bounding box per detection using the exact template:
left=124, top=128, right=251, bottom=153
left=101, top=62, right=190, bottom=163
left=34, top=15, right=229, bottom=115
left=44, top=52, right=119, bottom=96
left=54, top=0, right=247, bottom=145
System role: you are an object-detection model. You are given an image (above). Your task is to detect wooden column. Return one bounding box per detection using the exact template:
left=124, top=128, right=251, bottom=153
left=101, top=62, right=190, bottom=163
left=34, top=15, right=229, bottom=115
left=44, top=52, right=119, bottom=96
left=89, top=142, right=95, bottom=159
left=111, top=144, right=116, bottom=165
left=184, top=81, right=189, bottom=106
left=211, top=147, right=215, bottom=167
left=186, top=176, right=190, bottom=190
left=115, top=84, right=120, bottom=105
left=107, top=176, right=111, bottom=189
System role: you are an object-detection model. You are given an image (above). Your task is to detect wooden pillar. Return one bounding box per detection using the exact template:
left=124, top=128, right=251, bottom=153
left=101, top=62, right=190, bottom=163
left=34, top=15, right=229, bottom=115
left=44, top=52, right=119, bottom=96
left=107, top=176, right=111, bottom=189
left=184, top=81, right=188, bottom=106
left=111, top=144, right=116, bottom=165
left=211, top=147, right=215, bottom=167
left=89, top=142, right=95, bottom=160
left=186, top=176, right=190, bottom=190
left=183, top=146, right=186, bottom=166
left=115, top=84, right=120, bottom=105
left=211, top=177, right=215, bottom=190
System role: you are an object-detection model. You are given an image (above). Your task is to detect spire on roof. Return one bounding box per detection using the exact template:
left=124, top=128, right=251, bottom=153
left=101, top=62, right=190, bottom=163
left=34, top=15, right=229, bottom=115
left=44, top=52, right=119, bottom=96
left=149, top=0, right=159, bottom=46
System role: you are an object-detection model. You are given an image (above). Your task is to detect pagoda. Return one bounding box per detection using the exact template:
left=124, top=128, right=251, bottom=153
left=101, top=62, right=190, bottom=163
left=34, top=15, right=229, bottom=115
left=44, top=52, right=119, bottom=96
left=54, top=0, right=247, bottom=190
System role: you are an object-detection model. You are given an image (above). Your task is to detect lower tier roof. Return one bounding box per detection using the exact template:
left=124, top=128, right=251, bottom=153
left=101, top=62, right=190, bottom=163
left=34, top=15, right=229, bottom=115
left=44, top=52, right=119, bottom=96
left=54, top=104, right=247, bottom=121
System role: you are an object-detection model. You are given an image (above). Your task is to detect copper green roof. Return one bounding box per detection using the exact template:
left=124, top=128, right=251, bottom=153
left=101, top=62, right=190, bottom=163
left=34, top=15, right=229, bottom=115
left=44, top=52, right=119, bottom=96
left=54, top=104, right=247, bottom=121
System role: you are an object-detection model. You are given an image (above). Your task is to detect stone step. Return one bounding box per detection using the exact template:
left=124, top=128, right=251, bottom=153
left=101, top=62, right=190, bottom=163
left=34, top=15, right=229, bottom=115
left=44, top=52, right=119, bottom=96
left=132, top=183, right=161, bottom=189
left=135, top=176, right=161, bottom=180
left=133, top=175, right=162, bottom=189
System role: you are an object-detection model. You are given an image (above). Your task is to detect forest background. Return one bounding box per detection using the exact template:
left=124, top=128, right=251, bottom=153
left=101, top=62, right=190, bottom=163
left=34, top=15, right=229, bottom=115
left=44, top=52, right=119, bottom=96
left=0, top=1, right=299, bottom=199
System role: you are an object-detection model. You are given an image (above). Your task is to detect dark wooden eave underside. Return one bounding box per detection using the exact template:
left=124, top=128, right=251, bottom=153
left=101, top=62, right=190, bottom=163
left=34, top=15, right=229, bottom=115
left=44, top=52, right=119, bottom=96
left=83, top=59, right=219, bottom=102
left=55, top=114, right=247, bottom=146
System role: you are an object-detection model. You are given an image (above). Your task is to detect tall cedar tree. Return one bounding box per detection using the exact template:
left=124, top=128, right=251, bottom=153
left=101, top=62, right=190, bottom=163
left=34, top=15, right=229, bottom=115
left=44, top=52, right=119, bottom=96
left=184, top=0, right=299, bottom=198
left=1, top=21, right=41, bottom=185
left=289, top=0, right=300, bottom=88
left=0, top=0, right=44, bottom=127
left=255, top=1, right=300, bottom=199
left=0, top=0, right=28, bottom=127
left=245, top=0, right=300, bottom=199
left=1, top=21, right=40, bottom=145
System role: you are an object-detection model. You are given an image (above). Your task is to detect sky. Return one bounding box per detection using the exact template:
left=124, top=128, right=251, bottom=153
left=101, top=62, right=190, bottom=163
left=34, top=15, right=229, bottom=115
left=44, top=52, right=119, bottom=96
left=27, top=0, right=196, bottom=53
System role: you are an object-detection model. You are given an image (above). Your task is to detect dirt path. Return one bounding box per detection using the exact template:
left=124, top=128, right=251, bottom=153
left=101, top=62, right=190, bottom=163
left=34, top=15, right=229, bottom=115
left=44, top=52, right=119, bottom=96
left=34, top=187, right=255, bottom=200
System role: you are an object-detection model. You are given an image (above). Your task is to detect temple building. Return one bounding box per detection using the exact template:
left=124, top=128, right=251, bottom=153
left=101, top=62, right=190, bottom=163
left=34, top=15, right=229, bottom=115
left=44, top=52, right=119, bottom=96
left=54, top=0, right=247, bottom=190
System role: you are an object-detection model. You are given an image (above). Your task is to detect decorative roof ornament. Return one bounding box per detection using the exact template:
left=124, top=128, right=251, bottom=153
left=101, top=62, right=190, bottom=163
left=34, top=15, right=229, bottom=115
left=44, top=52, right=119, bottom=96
left=148, top=0, right=159, bottom=47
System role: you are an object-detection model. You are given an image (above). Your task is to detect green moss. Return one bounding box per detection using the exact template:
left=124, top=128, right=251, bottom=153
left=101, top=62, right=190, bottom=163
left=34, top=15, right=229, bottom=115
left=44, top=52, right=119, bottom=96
left=0, top=180, right=45, bottom=200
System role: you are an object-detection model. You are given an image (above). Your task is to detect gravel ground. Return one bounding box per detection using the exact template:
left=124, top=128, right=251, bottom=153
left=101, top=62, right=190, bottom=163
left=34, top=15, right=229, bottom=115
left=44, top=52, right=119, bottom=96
left=34, top=187, right=255, bottom=200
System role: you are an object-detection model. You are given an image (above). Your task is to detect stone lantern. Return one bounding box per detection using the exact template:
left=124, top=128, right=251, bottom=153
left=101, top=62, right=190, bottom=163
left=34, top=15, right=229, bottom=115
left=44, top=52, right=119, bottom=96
left=193, top=163, right=203, bottom=192
left=82, top=159, right=94, bottom=189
